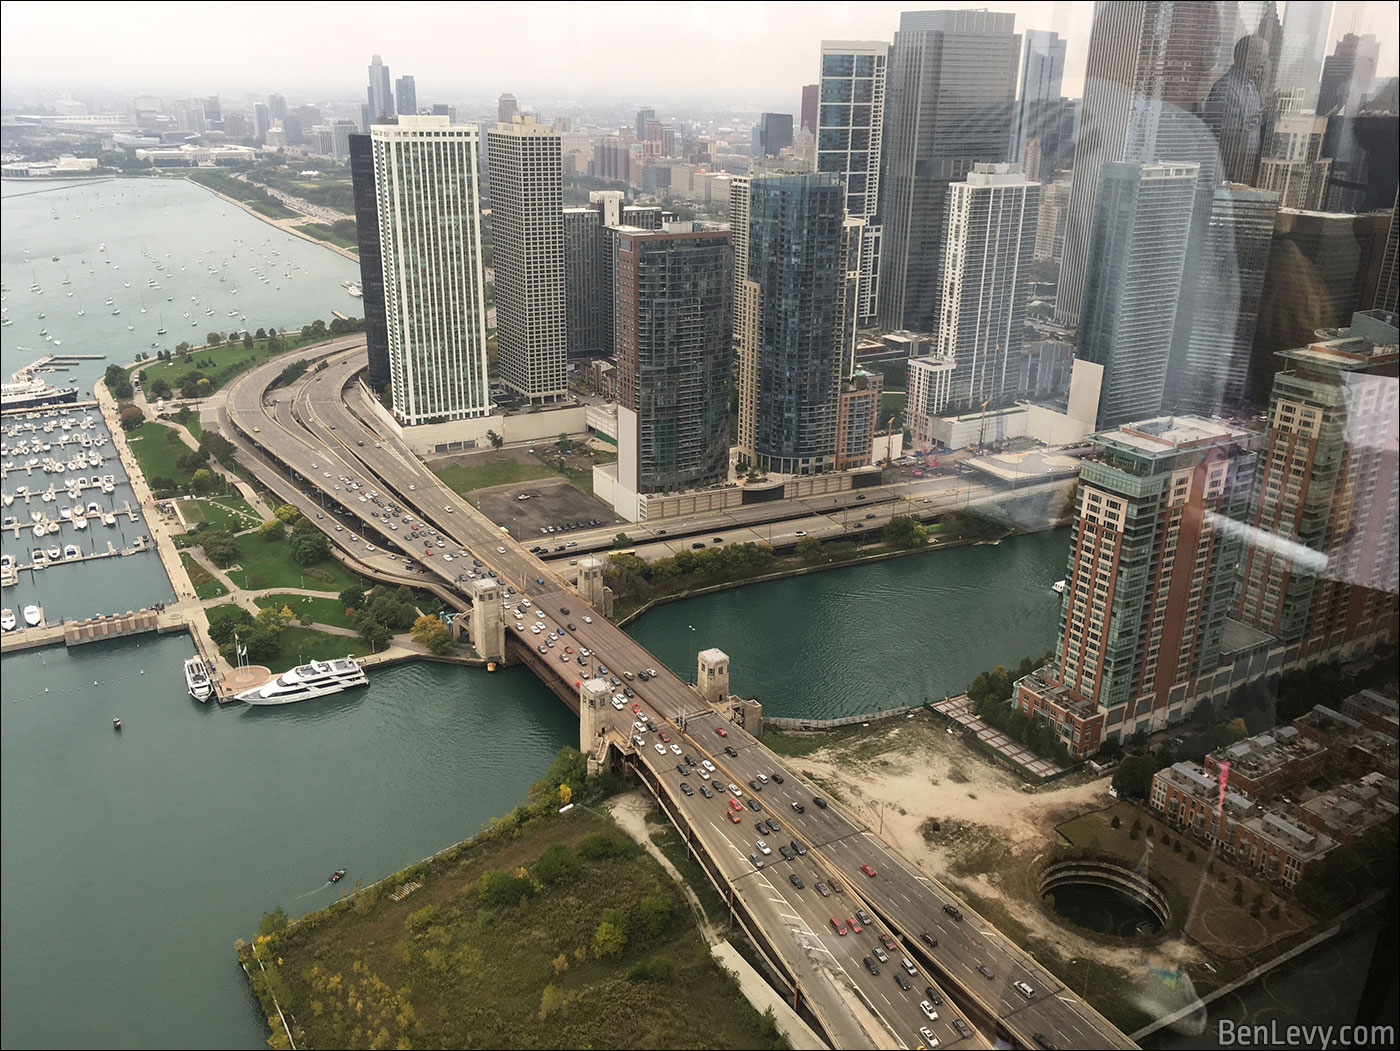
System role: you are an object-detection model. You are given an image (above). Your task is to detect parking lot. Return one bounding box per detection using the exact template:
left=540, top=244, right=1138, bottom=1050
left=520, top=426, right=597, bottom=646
left=474, top=478, right=624, bottom=545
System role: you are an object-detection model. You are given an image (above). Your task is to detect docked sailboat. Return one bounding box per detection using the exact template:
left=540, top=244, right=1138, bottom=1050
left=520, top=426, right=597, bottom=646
left=184, top=655, right=214, bottom=702
left=235, top=658, right=368, bottom=705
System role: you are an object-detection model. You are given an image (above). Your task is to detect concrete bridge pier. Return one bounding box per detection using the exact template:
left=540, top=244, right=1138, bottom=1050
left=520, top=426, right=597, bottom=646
left=470, top=577, right=504, bottom=660
left=578, top=677, right=611, bottom=775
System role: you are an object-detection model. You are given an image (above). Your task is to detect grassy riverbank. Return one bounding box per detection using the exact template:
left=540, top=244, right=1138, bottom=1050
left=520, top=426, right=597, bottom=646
left=239, top=751, right=787, bottom=1050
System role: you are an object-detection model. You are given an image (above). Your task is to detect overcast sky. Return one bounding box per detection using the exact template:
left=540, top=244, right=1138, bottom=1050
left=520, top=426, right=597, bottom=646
left=2, top=1, right=1394, bottom=112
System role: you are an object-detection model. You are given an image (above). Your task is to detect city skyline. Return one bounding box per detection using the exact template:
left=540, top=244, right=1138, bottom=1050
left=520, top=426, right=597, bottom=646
left=4, top=2, right=1396, bottom=107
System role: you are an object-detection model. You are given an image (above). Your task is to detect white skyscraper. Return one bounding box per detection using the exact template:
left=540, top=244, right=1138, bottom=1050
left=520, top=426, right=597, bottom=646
left=371, top=117, right=491, bottom=427
left=936, top=163, right=1041, bottom=412
left=488, top=117, right=568, bottom=402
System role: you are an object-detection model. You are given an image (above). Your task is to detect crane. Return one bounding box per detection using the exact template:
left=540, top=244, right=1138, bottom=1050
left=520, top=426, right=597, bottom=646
left=976, top=399, right=991, bottom=451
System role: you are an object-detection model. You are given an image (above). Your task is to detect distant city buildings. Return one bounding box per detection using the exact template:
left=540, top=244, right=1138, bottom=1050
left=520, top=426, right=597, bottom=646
left=1318, top=32, right=1379, bottom=115
left=752, top=112, right=794, bottom=158
left=1012, top=29, right=1066, bottom=166
left=489, top=116, right=568, bottom=403
left=369, top=116, right=492, bottom=427
left=395, top=75, right=417, bottom=116
left=800, top=84, right=819, bottom=136
left=497, top=93, right=518, bottom=124
left=1257, top=108, right=1333, bottom=211
left=367, top=54, right=394, bottom=126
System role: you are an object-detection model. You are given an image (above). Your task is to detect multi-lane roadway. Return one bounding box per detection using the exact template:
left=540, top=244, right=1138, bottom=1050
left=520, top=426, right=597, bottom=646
left=217, top=344, right=1134, bottom=1051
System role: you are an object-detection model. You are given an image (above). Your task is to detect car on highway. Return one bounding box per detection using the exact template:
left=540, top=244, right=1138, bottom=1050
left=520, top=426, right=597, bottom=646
left=746, top=799, right=762, bottom=812
left=901, top=957, right=919, bottom=977
left=917, top=1026, right=937, bottom=1047
left=920, top=931, right=938, bottom=948
left=813, top=797, right=828, bottom=809
left=654, top=743, right=666, bottom=756
left=977, top=964, right=995, bottom=979
left=728, top=809, right=743, bottom=823
left=679, top=783, right=693, bottom=797
left=754, top=821, right=767, bottom=834
left=865, top=513, right=877, bottom=520
left=727, top=783, right=742, bottom=797
left=777, top=845, right=794, bottom=861
left=755, top=840, right=771, bottom=855
left=728, top=798, right=742, bottom=811
left=658, top=731, right=670, bottom=742
left=794, top=530, right=808, bottom=537
left=952, top=1020, right=972, bottom=1039
left=537, top=644, right=547, bottom=654
left=748, top=854, right=765, bottom=870
left=856, top=909, right=873, bottom=926
left=723, top=746, right=738, bottom=758
left=829, top=918, right=848, bottom=936
left=894, top=972, right=911, bottom=991
left=791, top=802, right=805, bottom=813
left=771, top=773, right=784, bottom=784
left=880, top=933, right=897, bottom=951
left=701, top=759, right=716, bottom=773
left=923, top=986, right=942, bottom=1005
left=764, top=818, right=779, bottom=833
left=788, top=874, right=804, bottom=890
left=669, top=744, right=681, bottom=755
left=942, top=904, right=963, bottom=921
left=1014, top=981, right=1036, bottom=999
left=698, top=784, right=713, bottom=799
left=814, top=882, right=831, bottom=897
left=863, top=957, right=880, bottom=976
left=1032, top=1034, right=1056, bottom=1050
left=872, top=944, right=888, bottom=963
left=828, top=877, right=844, bottom=894
left=748, top=780, right=762, bottom=793
left=847, top=915, right=863, bottom=933
left=583, top=616, right=593, bottom=623
left=789, top=839, right=806, bottom=856
left=860, top=863, right=877, bottom=877
left=611, top=696, right=625, bottom=710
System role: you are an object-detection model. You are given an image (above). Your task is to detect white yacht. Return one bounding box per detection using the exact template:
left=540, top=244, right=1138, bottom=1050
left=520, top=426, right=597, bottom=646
left=1051, top=579, right=1067, bottom=594
left=235, top=658, right=368, bottom=706
left=1, top=608, right=16, bottom=632
left=23, top=603, right=41, bottom=627
left=184, top=656, right=214, bottom=702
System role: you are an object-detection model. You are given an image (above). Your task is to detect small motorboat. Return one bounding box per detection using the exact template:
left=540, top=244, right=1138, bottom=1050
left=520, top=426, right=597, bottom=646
left=1, top=608, right=16, bottom=632
left=23, top=604, right=41, bottom=627
left=63, top=543, right=81, bottom=559
left=329, top=869, right=347, bottom=884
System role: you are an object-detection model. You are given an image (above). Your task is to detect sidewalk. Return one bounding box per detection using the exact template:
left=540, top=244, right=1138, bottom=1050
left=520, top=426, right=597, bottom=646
left=931, top=694, right=1068, bottom=779
left=607, top=792, right=829, bottom=1051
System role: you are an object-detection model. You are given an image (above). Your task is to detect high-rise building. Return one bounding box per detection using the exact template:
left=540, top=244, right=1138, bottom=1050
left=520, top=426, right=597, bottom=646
left=880, top=9, right=1020, bottom=333
left=367, top=54, right=394, bottom=124
left=615, top=224, right=733, bottom=496
left=1179, top=184, right=1280, bottom=414
left=835, top=370, right=884, bottom=469
left=818, top=40, right=888, bottom=324
left=737, top=172, right=845, bottom=475
left=563, top=207, right=606, bottom=359
left=1256, top=108, right=1332, bottom=210
left=1235, top=311, right=1399, bottom=658
left=635, top=106, right=655, bottom=141
left=1374, top=194, right=1399, bottom=314
left=1249, top=207, right=1388, bottom=403
left=1204, top=34, right=1273, bottom=185
left=1057, top=2, right=1227, bottom=326
left=935, top=163, right=1040, bottom=413
left=1322, top=98, right=1399, bottom=215
left=1035, top=173, right=1071, bottom=262
left=497, top=93, right=518, bottom=124
left=1014, top=416, right=1258, bottom=755
left=1077, top=162, right=1199, bottom=428
left=1013, top=30, right=1066, bottom=164
left=1275, top=1, right=1332, bottom=110
left=252, top=103, right=270, bottom=145
left=395, top=75, right=417, bottom=116
left=489, top=116, right=567, bottom=402
left=800, top=84, right=819, bottom=136
left=369, top=117, right=491, bottom=426
left=753, top=112, right=794, bottom=158
left=267, top=93, right=287, bottom=122
left=1317, top=32, right=1379, bottom=115
left=348, top=133, right=390, bottom=392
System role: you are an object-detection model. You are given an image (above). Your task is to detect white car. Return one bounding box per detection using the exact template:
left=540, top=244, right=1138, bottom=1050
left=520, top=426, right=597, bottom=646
left=536, top=611, right=546, bottom=619
left=920, top=1001, right=939, bottom=1021
left=794, top=530, right=808, bottom=537
left=365, top=544, right=377, bottom=552
left=583, top=616, right=593, bottom=624
left=443, top=554, right=454, bottom=561
left=702, top=759, right=716, bottom=773
left=409, top=484, right=416, bottom=491
left=670, top=743, right=682, bottom=755
left=728, top=783, right=743, bottom=797
left=655, top=743, right=667, bottom=756
left=611, top=697, right=625, bottom=710
left=756, top=839, right=771, bottom=855
left=531, top=624, right=542, bottom=634
left=497, top=546, right=506, bottom=553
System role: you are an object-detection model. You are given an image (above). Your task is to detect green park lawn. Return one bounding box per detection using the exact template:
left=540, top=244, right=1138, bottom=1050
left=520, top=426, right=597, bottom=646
left=254, top=592, right=358, bottom=631
left=177, top=493, right=259, bottom=534
left=433, top=458, right=558, bottom=494
left=205, top=604, right=371, bottom=665
left=224, top=539, right=364, bottom=594
left=296, top=222, right=359, bottom=252
left=180, top=552, right=227, bottom=600
left=134, top=329, right=328, bottom=395
left=126, top=420, right=193, bottom=488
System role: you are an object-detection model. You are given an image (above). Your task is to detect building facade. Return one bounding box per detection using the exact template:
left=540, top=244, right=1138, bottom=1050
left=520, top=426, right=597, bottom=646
left=367, top=54, right=394, bottom=125
left=488, top=116, right=568, bottom=402
left=370, top=117, right=492, bottom=427
left=880, top=9, right=1020, bottom=333
left=1015, top=416, right=1258, bottom=755
left=615, top=225, right=733, bottom=495
left=348, top=133, right=390, bottom=391
left=836, top=370, right=884, bottom=469
left=1013, top=29, right=1066, bottom=164
left=818, top=40, right=888, bottom=324
left=935, top=163, right=1040, bottom=414
left=1256, top=109, right=1333, bottom=211
left=1078, top=162, right=1199, bottom=428
left=395, top=75, right=417, bottom=116
left=737, top=173, right=845, bottom=475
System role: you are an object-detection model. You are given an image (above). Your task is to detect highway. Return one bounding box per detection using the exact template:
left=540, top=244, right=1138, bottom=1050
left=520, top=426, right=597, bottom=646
left=218, top=344, right=1134, bottom=1051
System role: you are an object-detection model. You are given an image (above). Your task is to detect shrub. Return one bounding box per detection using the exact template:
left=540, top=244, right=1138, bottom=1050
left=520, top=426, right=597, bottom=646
left=627, top=955, right=675, bottom=982
left=578, top=831, right=629, bottom=860
left=534, top=843, right=579, bottom=885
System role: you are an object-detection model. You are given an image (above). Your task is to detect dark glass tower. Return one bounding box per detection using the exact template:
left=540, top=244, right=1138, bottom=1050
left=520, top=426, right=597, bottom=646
left=348, top=133, right=390, bottom=392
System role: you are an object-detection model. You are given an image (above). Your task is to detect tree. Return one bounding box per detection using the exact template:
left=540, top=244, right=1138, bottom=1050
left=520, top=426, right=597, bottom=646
left=206, top=331, right=223, bottom=346
left=195, top=377, right=212, bottom=398
left=150, top=378, right=173, bottom=400
left=257, top=906, right=289, bottom=937
left=592, top=918, right=627, bottom=958
left=557, top=433, right=574, bottom=453
left=289, top=531, right=330, bottom=566
left=176, top=341, right=191, bottom=354
left=243, top=332, right=254, bottom=350
left=200, top=530, right=241, bottom=568
left=882, top=514, right=928, bottom=548
left=339, top=585, right=365, bottom=612
left=255, top=328, right=267, bottom=340
left=796, top=535, right=824, bottom=563
left=486, top=429, right=504, bottom=449
left=259, top=518, right=286, bottom=541
left=118, top=405, right=145, bottom=430
left=613, top=532, right=634, bottom=549
left=635, top=889, right=674, bottom=937
left=411, top=614, right=454, bottom=655
left=191, top=468, right=218, bottom=495
left=476, top=869, right=534, bottom=908
left=273, top=503, right=301, bottom=523
left=357, top=616, right=393, bottom=652
left=534, top=843, right=579, bottom=885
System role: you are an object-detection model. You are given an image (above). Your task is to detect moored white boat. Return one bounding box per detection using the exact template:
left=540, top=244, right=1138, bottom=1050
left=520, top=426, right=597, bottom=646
left=23, top=603, right=41, bottom=627
left=185, top=656, right=214, bottom=702
left=235, top=658, right=368, bottom=705
left=1, top=608, right=15, bottom=631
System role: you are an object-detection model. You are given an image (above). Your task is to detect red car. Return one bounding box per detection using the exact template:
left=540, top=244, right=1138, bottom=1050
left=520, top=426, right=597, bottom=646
left=847, top=915, right=863, bottom=933
left=658, top=731, right=670, bottom=742
left=860, top=864, right=877, bottom=877
left=728, top=798, right=743, bottom=811
left=879, top=933, right=897, bottom=951
left=830, top=917, right=848, bottom=936
left=714, top=727, right=728, bottom=737
left=632, top=703, right=642, bottom=713
left=728, top=809, right=743, bottom=823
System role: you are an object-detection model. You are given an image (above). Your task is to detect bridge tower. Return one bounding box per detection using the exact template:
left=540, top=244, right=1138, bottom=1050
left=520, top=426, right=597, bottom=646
left=577, top=556, right=606, bottom=608
left=578, top=676, right=611, bottom=771
left=470, top=577, right=505, bottom=660
left=697, top=648, right=730, bottom=705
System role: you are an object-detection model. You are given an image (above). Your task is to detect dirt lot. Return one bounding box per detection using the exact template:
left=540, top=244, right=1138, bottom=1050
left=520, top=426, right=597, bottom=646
left=478, top=476, right=623, bottom=541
